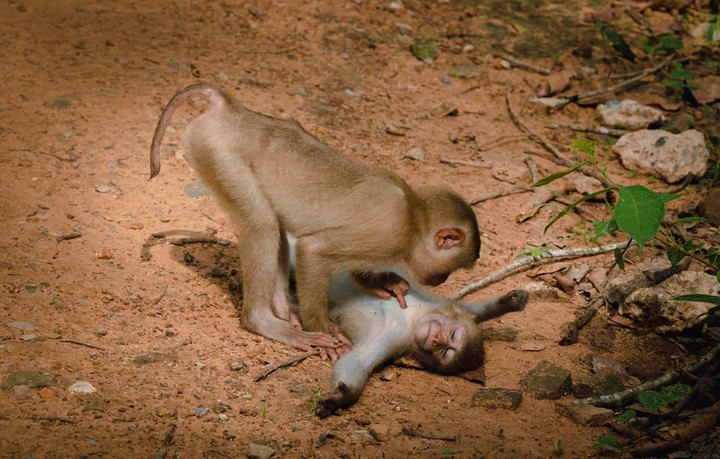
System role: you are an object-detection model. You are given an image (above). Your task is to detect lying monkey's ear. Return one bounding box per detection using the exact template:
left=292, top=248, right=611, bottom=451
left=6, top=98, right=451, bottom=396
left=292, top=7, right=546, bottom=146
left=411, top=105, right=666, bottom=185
left=434, top=228, right=466, bottom=248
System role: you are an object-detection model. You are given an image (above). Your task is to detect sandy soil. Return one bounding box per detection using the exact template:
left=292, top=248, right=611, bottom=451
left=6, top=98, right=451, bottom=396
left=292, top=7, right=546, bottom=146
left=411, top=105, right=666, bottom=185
left=0, top=1, right=715, bottom=458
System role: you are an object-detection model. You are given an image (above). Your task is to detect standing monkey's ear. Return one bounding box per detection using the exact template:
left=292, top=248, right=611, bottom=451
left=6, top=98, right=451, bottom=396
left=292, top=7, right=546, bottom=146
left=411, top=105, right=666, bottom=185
left=434, top=228, right=466, bottom=249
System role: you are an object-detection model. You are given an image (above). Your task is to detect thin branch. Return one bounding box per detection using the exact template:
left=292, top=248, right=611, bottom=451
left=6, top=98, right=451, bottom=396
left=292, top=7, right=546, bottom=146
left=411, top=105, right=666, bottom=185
left=156, top=423, right=177, bottom=459
left=59, top=339, right=106, bottom=351
left=452, top=241, right=631, bottom=300
left=439, top=157, right=491, bottom=169
left=401, top=427, right=457, bottom=442
left=546, top=123, right=629, bottom=137
left=29, top=415, right=77, bottom=424
left=496, top=53, right=551, bottom=75
left=470, top=185, right=533, bottom=205
left=558, top=297, right=605, bottom=345
left=254, top=350, right=318, bottom=382
left=574, top=341, right=720, bottom=408
left=550, top=61, right=668, bottom=110
left=506, top=89, right=615, bottom=189
left=476, top=133, right=530, bottom=152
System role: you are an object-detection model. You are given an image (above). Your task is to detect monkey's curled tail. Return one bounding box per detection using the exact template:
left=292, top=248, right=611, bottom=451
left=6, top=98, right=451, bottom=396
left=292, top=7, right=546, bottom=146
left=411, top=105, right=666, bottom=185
left=149, top=83, right=227, bottom=180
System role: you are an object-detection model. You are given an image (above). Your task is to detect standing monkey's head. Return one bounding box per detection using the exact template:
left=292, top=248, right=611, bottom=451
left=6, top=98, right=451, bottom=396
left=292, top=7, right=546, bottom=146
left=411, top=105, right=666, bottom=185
left=409, top=188, right=481, bottom=286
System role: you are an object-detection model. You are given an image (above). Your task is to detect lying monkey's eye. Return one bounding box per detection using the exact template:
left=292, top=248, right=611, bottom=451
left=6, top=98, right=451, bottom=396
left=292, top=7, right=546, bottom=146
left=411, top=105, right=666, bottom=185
left=451, top=330, right=456, bottom=341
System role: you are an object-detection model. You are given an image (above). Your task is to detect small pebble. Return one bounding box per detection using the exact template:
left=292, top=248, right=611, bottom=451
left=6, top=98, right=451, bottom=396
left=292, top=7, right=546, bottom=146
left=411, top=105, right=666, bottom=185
left=293, top=87, right=306, bottom=96
left=440, top=75, right=451, bottom=84
left=69, top=381, right=97, bottom=394
left=6, top=321, right=35, bottom=331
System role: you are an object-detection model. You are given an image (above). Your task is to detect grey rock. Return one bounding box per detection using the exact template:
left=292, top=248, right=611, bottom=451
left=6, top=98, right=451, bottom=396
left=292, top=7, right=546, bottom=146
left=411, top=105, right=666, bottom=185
left=621, top=271, right=720, bottom=333
left=471, top=388, right=522, bottom=410
left=556, top=402, right=614, bottom=426
left=133, top=352, right=177, bottom=366
left=573, top=372, right=625, bottom=399
left=612, top=129, right=709, bottom=183
left=598, top=99, right=664, bottom=129
left=95, top=184, right=117, bottom=193
left=6, top=321, right=35, bottom=331
left=661, top=112, right=695, bottom=133
left=192, top=406, right=210, bottom=417
left=293, top=87, right=306, bottom=96
left=2, top=371, right=56, bottom=389
left=449, top=64, right=484, bottom=79
left=521, top=361, right=572, bottom=400
left=183, top=180, right=210, bottom=198
left=402, top=147, right=424, bottom=161
left=247, top=442, right=275, bottom=459
left=604, top=257, right=689, bottom=307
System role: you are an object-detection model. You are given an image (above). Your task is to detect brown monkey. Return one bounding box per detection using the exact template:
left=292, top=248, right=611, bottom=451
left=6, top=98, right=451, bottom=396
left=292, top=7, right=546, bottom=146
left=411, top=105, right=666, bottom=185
left=314, top=271, right=529, bottom=417
left=149, top=83, right=481, bottom=355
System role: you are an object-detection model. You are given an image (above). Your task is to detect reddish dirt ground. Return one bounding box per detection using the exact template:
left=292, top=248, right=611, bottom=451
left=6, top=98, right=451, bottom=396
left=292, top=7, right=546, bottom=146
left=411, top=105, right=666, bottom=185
left=1, top=1, right=716, bottom=458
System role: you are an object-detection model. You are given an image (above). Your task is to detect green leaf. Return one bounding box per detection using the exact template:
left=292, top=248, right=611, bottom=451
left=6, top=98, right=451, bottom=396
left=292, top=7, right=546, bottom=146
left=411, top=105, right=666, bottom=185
left=572, top=138, right=596, bottom=157
left=667, top=247, right=686, bottom=266
left=658, top=193, right=682, bottom=203
left=544, top=187, right=617, bottom=233
left=638, top=384, right=693, bottom=413
left=638, top=390, right=664, bottom=413
left=594, top=219, right=619, bottom=241
left=614, top=247, right=625, bottom=271
left=673, top=294, right=720, bottom=306
left=615, top=410, right=637, bottom=423
left=533, top=160, right=591, bottom=187
left=411, top=38, right=439, bottom=64
left=594, top=435, right=623, bottom=452
left=614, top=185, right=665, bottom=248
left=599, top=25, right=636, bottom=61
left=671, top=216, right=706, bottom=226
left=440, top=447, right=457, bottom=455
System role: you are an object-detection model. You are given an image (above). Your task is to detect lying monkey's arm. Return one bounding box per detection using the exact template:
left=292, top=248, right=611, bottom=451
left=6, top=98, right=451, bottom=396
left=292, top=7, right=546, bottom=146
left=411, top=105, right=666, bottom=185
left=459, top=290, right=529, bottom=322
left=351, top=272, right=410, bottom=309
left=315, top=336, right=400, bottom=418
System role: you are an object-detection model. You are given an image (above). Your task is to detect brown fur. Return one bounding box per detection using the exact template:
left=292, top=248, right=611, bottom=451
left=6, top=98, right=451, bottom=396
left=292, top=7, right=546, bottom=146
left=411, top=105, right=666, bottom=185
left=150, top=83, right=481, bottom=352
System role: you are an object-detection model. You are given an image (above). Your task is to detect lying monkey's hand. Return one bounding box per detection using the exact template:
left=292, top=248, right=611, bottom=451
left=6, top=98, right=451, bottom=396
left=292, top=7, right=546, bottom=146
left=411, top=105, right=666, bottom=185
left=352, top=272, right=410, bottom=309
left=315, top=381, right=360, bottom=418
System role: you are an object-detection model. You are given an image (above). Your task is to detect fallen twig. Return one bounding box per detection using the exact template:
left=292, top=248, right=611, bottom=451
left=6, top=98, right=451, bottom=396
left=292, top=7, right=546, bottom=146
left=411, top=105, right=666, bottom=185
left=558, top=297, right=605, bottom=345
left=470, top=185, right=532, bottom=205
left=439, top=157, right=491, bottom=169
left=628, top=401, right=720, bottom=457
left=506, top=89, right=615, bottom=189
left=29, top=415, right=77, bottom=424
left=452, top=241, right=631, bottom=300
left=254, top=350, right=318, bottom=382
left=575, top=341, right=720, bottom=408
left=401, top=427, right=457, bottom=442
left=549, top=61, right=668, bottom=110
left=56, top=232, right=81, bottom=242
left=152, top=286, right=168, bottom=306
left=59, top=339, right=106, bottom=351
left=155, top=423, right=177, bottom=459
left=547, top=123, right=629, bottom=137
left=170, top=237, right=230, bottom=246
left=496, top=53, right=551, bottom=75
left=476, top=133, right=531, bottom=152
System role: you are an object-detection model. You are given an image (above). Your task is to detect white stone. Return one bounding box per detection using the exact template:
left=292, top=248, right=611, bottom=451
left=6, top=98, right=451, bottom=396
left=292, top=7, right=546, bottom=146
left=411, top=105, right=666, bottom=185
left=69, top=381, right=97, bottom=394
left=598, top=99, right=664, bottom=129
left=612, top=129, right=709, bottom=183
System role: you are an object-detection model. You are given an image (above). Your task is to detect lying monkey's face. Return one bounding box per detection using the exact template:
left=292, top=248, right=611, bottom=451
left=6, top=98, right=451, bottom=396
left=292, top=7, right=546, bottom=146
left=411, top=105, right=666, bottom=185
left=414, top=312, right=468, bottom=367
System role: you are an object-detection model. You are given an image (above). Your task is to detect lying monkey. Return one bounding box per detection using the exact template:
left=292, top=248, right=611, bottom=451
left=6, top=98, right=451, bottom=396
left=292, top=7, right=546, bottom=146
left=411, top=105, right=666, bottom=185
left=314, top=271, right=529, bottom=417
left=150, top=83, right=481, bottom=359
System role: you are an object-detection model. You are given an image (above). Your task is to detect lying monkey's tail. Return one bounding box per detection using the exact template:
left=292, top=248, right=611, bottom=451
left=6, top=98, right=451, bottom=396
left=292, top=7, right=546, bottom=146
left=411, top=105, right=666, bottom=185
left=149, top=82, right=226, bottom=180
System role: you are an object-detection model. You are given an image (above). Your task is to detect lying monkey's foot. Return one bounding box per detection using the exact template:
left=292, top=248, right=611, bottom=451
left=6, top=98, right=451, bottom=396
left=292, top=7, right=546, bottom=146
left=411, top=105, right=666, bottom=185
left=503, top=290, right=530, bottom=311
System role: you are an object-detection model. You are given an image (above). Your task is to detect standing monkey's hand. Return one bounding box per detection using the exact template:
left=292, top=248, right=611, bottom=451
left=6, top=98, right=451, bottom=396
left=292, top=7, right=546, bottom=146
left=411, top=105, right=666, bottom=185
left=352, top=272, right=410, bottom=309
left=290, top=314, right=352, bottom=362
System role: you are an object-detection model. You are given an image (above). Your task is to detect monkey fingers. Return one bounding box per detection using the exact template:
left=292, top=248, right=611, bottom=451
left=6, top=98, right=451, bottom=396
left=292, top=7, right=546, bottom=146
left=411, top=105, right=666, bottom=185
left=289, top=313, right=303, bottom=330
left=315, top=381, right=357, bottom=418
